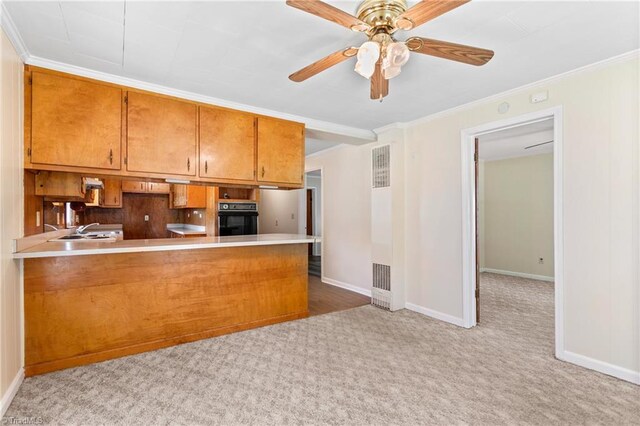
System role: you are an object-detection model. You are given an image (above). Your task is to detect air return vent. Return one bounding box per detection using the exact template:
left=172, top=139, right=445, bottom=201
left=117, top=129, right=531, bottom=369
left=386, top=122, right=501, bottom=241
left=372, top=145, right=390, bottom=188
left=371, top=263, right=391, bottom=310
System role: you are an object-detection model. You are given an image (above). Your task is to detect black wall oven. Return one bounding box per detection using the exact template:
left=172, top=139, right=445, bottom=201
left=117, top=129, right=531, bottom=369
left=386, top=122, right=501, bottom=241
left=218, top=202, right=258, bottom=236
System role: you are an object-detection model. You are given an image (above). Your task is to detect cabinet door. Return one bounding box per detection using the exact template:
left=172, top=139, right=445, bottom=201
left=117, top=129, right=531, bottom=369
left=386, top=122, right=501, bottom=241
left=101, top=179, right=122, bottom=208
left=185, top=186, right=207, bottom=209
left=122, top=181, right=147, bottom=193
left=148, top=182, right=170, bottom=194
left=171, top=184, right=187, bottom=208
left=257, top=117, right=304, bottom=185
left=199, top=107, right=255, bottom=182
left=30, top=71, right=122, bottom=170
left=126, top=92, right=197, bottom=176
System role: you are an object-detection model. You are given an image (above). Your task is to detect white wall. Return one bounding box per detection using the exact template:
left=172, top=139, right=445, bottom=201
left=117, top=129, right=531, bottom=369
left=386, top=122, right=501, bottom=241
left=305, top=145, right=372, bottom=294
left=258, top=189, right=300, bottom=234
left=403, top=55, right=639, bottom=377
left=480, top=154, right=554, bottom=278
left=309, top=53, right=639, bottom=382
left=0, top=28, right=24, bottom=414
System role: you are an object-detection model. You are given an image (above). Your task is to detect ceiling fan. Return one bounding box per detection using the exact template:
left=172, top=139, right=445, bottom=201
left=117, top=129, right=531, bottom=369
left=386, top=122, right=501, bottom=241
left=287, top=0, right=494, bottom=100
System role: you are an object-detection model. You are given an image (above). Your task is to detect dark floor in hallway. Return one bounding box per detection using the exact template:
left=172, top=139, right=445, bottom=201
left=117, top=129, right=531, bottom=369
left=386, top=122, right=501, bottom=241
left=308, top=255, right=321, bottom=277
left=308, top=274, right=370, bottom=317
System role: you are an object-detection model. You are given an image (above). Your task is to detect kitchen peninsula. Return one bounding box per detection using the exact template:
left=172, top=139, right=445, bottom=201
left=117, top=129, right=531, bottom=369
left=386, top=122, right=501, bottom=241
left=15, top=234, right=315, bottom=376
left=17, top=64, right=313, bottom=378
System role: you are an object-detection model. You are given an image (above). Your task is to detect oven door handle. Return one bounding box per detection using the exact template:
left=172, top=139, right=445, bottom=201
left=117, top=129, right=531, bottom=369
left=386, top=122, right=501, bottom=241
left=217, top=211, right=259, bottom=217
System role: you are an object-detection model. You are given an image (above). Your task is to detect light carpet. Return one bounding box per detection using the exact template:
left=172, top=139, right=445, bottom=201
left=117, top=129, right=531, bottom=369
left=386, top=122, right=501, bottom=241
left=4, top=273, right=639, bottom=425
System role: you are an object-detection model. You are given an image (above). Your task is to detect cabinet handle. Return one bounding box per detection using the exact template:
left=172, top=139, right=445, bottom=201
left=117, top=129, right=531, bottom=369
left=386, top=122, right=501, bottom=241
left=109, top=149, right=113, bottom=165
left=187, top=158, right=191, bottom=171
left=140, top=183, right=144, bottom=190
left=205, top=161, right=208, bottom=174
left=114, top=196, right=117, bottom=203
left=261, top=166, right=265, bottom=178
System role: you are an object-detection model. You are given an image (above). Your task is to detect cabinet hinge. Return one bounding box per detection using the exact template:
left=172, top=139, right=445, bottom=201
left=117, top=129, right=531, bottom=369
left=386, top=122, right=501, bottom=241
left=28, top=76, right=32, bottom=85
left=124, top=95, right=128, bottom=105
left=474, top=152, right=478, bottom=162
left=27, top=147, right=31, bottom=157
left=124, top=157, right=128, bottom=165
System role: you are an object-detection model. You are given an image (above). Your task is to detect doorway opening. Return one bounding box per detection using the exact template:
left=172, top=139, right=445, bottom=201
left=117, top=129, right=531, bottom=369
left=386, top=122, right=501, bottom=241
left=461, top=106, right=564, bottom=358
left=305, top=170, right=322, bottom=277
left=476, top=118, right=555, bottom=328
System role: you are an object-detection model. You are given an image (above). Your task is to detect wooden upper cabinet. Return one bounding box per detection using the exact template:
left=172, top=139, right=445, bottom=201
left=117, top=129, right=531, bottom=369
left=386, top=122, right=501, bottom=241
left=30, top=71, right=122, bottom=170
left=257, top=117, right=304, bottom=186
left=199, top=107, right=255, bottom=182
left=126, top=92, right=197, bottom=176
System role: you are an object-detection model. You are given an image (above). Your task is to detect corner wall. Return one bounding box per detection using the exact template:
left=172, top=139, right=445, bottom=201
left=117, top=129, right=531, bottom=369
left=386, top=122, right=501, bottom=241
left=1, top=27, right=24, bottom=415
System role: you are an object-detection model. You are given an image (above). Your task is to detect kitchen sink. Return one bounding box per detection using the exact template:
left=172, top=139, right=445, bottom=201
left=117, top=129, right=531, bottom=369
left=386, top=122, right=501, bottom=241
left=49, top=234, right=117, bottom=242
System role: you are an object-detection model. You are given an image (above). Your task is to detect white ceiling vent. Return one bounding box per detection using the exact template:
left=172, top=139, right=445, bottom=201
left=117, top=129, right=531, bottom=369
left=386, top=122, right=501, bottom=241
left=372, top=145, right=390, bottom=188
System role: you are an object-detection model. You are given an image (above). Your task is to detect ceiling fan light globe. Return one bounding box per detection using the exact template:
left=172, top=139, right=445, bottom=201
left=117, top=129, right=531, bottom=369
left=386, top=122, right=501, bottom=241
left=354, top=41, right=381, bottom=79
left=383, top=65, right=402, bottom=79
left=355, top=61, right=376, bottom=79
left=386, top=42, right=410, bottom=67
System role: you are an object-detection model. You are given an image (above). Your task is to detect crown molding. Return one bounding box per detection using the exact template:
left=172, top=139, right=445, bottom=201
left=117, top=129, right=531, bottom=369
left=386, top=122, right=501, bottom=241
left=400, top=49, right=640, bottom=129
left=25, top=55, right=377, bottom=144
left=0, top=1, right=28, bottom=62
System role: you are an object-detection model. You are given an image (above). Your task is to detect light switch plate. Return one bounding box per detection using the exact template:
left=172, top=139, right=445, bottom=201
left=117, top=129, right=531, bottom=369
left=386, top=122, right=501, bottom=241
left=144, top=215, right=149, bottom=222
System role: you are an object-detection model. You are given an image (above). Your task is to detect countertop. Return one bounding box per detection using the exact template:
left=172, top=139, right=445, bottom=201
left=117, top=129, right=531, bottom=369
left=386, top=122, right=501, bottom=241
left=14, top=234, right=318, bottom=259
left=166, top=224, right=207, bottom=236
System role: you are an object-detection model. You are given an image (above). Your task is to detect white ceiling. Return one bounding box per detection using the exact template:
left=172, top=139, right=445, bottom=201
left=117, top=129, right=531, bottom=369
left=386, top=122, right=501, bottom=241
left=306, top=138, right=342, bottom=155
left=479, top=118, right=553, bottom=161
left=4, top=1, right=639, bottom=132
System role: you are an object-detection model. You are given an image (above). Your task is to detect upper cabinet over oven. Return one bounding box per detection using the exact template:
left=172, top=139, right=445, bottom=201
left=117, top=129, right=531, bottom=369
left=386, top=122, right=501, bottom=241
left=126, top=92, right=197, bottom=177
left=28, top=71, right=122, bottom=171
left=24, top=66, right=305, bottom=188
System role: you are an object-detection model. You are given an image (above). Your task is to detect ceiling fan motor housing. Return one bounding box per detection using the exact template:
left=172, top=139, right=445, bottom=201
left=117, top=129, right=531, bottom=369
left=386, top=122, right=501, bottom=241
left=356, top=0, right=408, bottom=35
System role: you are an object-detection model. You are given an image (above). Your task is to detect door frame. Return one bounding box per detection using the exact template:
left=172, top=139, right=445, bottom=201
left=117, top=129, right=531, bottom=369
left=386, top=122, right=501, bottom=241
left=305, top=188, right=316, bottom=255
left=460, top=106, right=564, bottom=359
left=300, top=168, right=324, bottom=265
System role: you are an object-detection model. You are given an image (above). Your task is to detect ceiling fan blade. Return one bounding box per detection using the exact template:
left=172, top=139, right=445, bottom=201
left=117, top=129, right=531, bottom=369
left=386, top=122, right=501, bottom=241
left=286, top=0, right=370, bottom=32
left=289, top=47, right=358, bottom=82
left=395, top=0, right=470, bottom=30
left=406, top=37, right=494, bottom=66
left=370, top=61, right=389, bottom=100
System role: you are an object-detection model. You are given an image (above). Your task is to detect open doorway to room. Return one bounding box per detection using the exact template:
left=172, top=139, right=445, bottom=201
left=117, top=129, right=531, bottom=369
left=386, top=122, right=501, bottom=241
left=476, top=118, right=555, bottom=330
left=305, top=170, right=322, bottom=277
left=462, top=107, right=563, bottom=358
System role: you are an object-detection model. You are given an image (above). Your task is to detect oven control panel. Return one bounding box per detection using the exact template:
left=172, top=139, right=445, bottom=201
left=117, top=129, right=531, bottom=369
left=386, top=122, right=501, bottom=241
left=218, top=202, right=257, bottom=212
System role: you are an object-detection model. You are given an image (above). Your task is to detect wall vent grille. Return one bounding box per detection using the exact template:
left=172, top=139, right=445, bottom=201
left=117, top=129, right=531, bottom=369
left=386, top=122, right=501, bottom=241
left=372, top=145, right=390, bottom=188
left=371, top=263, right=391, bottom=310
left=372, top=263, right=391, bottom=291
left=371, top=288, right=391, bottom=310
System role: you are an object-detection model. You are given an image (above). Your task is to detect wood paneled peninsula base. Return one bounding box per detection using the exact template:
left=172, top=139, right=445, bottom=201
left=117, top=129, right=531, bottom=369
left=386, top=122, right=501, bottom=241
left=21, top=240, right=310, bottom=376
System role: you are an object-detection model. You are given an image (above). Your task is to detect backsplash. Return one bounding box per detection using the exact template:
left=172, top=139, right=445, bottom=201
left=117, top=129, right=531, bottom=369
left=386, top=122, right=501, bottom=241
left=82, top=193, right=182, bottom=239
left=183, top=209, right=206, bottom=226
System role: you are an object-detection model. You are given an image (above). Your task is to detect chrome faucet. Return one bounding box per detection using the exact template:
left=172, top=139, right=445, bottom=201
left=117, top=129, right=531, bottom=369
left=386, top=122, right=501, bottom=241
left=76, top=223, right=99, bottom=234
left=44, top=224, right=59, bottom=231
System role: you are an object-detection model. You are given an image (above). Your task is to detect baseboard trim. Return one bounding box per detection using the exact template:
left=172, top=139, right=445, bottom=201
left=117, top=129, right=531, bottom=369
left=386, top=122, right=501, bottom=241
left=480, top=268, right=554, bottom=282
left=405, top=303, right=465, bottom=328
left=559, top=351, right=640, bottom=385
left=0, top=368, right=24, bottom=417
left=321, top=277, right=372, bottom=297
